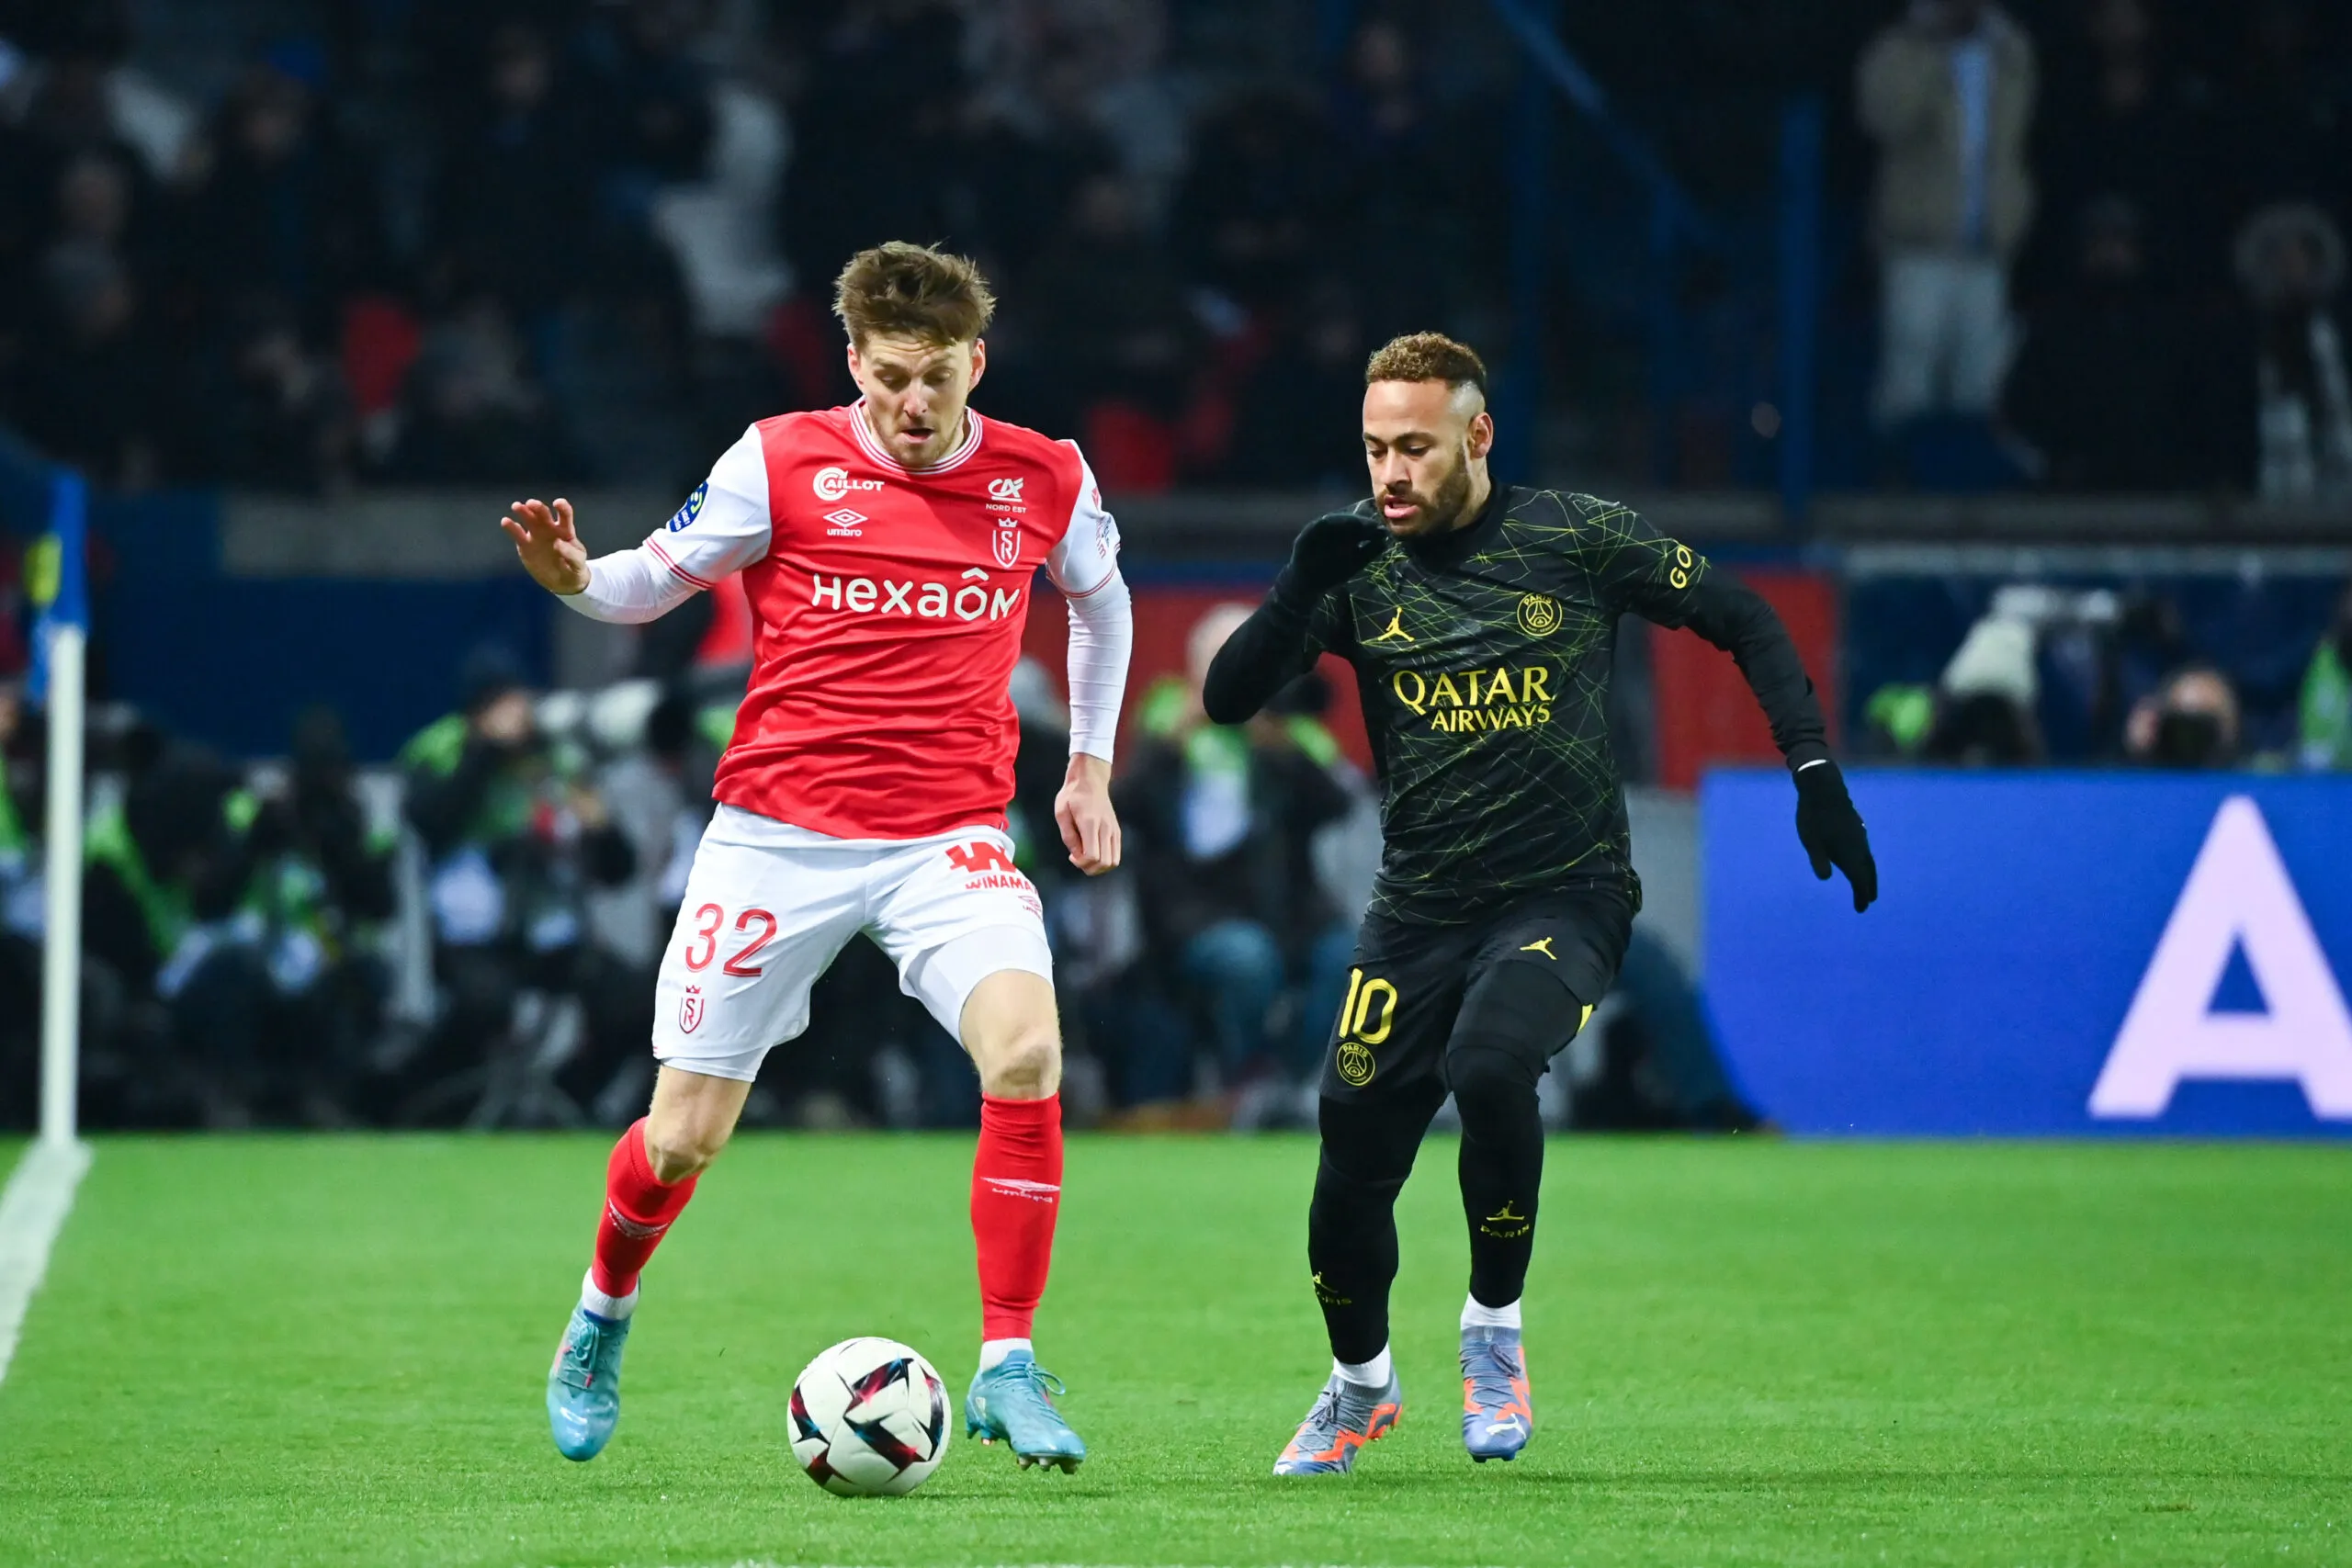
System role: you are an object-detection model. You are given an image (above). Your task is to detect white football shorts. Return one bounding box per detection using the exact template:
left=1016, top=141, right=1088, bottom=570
left=650, top=805, right=1053, bottom=1081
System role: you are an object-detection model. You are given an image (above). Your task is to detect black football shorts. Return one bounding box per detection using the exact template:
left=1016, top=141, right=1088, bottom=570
left=1318, top=886, right=1634, bottom=1102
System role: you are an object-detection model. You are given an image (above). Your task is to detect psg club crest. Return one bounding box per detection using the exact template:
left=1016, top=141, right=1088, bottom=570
left=993, top=525, right=1021, bottom=569
left=680, top=986, right=705, bottom=1034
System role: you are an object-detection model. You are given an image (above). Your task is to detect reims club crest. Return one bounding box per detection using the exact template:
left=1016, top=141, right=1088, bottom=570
left=679, top=986, right=705, bottom=1033
left=993, top=525, right=1021, bottom=569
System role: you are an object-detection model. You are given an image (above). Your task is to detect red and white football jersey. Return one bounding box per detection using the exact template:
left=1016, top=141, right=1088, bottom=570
left=628, top=402, right=1121, bottom=840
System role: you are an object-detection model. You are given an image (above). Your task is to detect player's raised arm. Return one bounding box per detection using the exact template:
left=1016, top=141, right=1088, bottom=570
left=502, top=425, right=775, bottom=626
left=1574, top=493, right=1877, bottom=911
left=1202, top=509, right=1387, bottom=724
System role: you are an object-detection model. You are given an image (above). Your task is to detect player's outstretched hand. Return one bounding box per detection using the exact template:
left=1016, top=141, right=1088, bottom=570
left=1794, top=758, right=1877, bottom=912
left=501, top=498, right=590, bottom=596
left=1055, top=754, right=1122, bottom=876
left=1273, top=510, right=1390, bottom=610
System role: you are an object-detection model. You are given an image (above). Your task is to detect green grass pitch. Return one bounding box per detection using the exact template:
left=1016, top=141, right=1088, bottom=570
left=0, top=1134, right=2345, bottom=1567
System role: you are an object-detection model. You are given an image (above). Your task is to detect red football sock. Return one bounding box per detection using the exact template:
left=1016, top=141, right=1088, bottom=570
left=589, top=1119, right=699, bottom=1300
left=971, top=1093, right=1063, bottom=1341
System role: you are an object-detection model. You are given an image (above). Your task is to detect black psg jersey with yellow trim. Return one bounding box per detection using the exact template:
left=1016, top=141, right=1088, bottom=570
left=1303, top=486, right=1820, bottom=926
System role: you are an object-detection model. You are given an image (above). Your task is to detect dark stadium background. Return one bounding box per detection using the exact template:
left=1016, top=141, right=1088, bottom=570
left=0, top=0, right=2345, bottom=1136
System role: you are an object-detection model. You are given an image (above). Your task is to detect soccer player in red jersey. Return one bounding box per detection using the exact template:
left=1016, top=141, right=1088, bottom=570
left=504, top=243, right=1130, bottom=1471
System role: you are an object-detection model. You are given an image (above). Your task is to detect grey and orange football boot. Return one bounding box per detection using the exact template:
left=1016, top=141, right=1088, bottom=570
left=1461, top=1325, right=1532, bottom=1461
left=1272, top=1369, right=1402, bottom=1475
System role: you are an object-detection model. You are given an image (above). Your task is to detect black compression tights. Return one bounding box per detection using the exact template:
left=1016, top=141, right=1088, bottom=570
left=1307, top=963, right=1586, bottom=1361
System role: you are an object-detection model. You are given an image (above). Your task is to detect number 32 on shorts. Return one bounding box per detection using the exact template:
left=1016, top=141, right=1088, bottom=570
left=683, top=904, right=778, bottom=977
left=1334, top=967, right=1398, bottom=1087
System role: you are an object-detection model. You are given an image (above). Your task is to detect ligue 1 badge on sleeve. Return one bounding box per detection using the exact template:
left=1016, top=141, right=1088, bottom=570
left=666, top=482, right=708, bottom=533
left=679, top=986, right=706, bottom=1034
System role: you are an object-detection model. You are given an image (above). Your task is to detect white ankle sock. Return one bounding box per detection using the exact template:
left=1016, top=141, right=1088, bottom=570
left=978, top=1337, right=1031, bottom=1371
left=1462, top=1293, right=1522, bottom=1332
left=580, top=1270, right=639, bottom=1322
left=1333, top=1346, right=1394, bottom=1388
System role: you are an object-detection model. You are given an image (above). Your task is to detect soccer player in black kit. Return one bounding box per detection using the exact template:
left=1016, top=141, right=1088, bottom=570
left=1206, top=333, right=1878, bottom=1475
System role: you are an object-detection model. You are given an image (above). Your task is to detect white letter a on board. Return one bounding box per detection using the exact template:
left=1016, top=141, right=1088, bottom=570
left=2090, top=795, right=2352, bottom=1119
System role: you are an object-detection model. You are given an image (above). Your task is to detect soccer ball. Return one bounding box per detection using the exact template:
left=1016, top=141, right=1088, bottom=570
left=788, top=1337, right=952, bottom=1496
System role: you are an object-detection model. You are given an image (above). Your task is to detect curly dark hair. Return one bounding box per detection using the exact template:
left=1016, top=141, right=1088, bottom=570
left=1363, top=332, right=1488, bottom=400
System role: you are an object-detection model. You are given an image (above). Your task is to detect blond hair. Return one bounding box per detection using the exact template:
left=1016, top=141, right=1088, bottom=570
left=832, top=242, right=998, bottom=346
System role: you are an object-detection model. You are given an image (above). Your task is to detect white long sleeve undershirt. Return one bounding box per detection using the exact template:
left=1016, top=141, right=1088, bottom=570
left=562, top=549, right=699, bottom=624
left=1062, top=570, right=1133, bottom=764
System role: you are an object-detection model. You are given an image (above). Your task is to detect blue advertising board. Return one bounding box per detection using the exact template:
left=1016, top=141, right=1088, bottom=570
left=1702, top=772, right=2352, bottom=1137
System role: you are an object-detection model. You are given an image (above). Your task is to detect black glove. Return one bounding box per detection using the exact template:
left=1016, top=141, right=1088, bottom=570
left=1272, top=509, right=1389, bottom=612
left=1794, top=757, right=1877, bottom=912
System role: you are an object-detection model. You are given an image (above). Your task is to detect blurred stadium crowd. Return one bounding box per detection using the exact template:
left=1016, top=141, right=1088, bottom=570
left=0, top=0, right=2344, bottom=495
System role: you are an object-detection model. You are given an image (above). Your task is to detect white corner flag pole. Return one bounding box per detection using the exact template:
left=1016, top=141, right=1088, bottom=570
left=38, top=623, right=85, bottom=1147
left=35, top=471, right=88, bottom=1150
left=2, top=473, right=92, bottom=1391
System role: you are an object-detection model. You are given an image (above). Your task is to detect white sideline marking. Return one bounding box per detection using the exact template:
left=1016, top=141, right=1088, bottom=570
left=0, top=1140, right=92, bottom=1386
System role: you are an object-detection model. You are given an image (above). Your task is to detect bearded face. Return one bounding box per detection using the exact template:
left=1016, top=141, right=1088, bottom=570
left=1363, top=378, right=1491, bottom=538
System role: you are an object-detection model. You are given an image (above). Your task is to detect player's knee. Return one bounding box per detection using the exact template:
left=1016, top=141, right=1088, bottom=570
left=642, top=1112, right=729, bottom=1182
left=1316, top=1090, right=1438, bottom=1190
left=1448, top=1043, right=1540, bottom=1116
left=978, top=1020, right=1060, bottom=1099
left=1448, top=962, right=1582, bottom=1118
left=1313, top=1150, right=1406, bottom=1205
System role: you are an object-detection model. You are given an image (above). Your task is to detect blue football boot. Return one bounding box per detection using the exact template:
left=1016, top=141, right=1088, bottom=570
left=964, top=1349, right=1087, bottom=1471
left=1272, top=1370, right=1403, bottom=1475
left=1461, top=1325, right=1532, bottom=1462
left=547, top=1304, right=632, bottom=1461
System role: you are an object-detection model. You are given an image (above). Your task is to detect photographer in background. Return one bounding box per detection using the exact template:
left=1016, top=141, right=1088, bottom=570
left=2127, top=664, right=2244, bottom=770
left=394, top=649, right=637, bottom=1122
left=82, top=744, right=276, bottom=1125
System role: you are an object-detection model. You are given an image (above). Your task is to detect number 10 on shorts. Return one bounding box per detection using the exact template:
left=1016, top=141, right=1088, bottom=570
left=1335, top=968, right=1397, bottom=1089
left=1338, top=968, right=1397, bottom=1043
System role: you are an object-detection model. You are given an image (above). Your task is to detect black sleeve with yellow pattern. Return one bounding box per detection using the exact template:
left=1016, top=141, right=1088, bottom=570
left=1565, top=492, right=1829, bottom=769
left=1305, top=586, right=1354, bottom=661
left=1557, top=492, right=1709, bottom=626
left=1201, top=585, right=1331, bottom=726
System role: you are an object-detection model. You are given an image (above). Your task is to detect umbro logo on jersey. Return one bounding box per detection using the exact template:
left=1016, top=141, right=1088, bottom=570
left=823, top=508, right=866, bottom=536
left=813, top=465, right=885, bottom=502
left=988, top=478, right=1024, bottom=502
